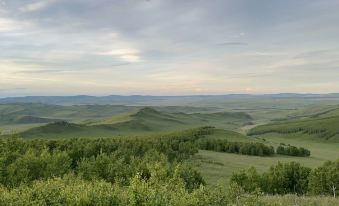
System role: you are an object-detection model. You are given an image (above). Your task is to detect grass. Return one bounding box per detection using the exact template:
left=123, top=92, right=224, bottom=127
left=193, top=131, right=339, bottom=186
left=0, top=103, right=137, bottom=126
left=203, top=128, right=252, bottom=142
left=0, top=123, right=46, bottom=135
left=13, top=108, right=252, bottom=139
left=249, top=116, right=339, bottom=141
left=262, top=195, right=339, bottom=205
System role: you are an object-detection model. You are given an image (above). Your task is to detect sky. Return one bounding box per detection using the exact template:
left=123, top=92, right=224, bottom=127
left=0, top=0, right=339, bottom=97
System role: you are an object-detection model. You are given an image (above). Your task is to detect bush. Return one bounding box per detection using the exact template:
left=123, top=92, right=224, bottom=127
left=231, top=162, right=311, bottom=195
left=198, top=139, right=275, bottom=156
left=0, top=127, right=211, bottom=188
left=276, top=144, right=311, bottom=157
left=0, top=174, right=271, bottom=206
left=308, top=159, right=339, bottom=197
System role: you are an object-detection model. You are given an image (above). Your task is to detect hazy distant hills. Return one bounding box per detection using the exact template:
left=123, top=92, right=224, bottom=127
left=16, top=107, right=253, bottom=139
left=1, top=94, right=339, bottom=105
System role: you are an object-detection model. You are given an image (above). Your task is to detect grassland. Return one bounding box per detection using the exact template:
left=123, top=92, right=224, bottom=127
left=192, top=129, right=339, bottom=186
left=261, top=195, right=339, bottom=205
left=193, top=104, right=339, bottom=186
left=14, top=107, right=252, bottom=139
left=249, top=116, right=339, bottom=141
left=0, top=103, right=220, bottom=134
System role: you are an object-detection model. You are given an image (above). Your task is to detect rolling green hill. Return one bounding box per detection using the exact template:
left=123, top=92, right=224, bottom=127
left=248, top=116, right=339, bottom=141
left=193, top=127, right=339, bottom=186
left=0, top=114, right=60, bottom=125
left=0, top=103, right=220, bottom=126
left=16, top=107, right=252, bottom=139
left=0, top=103, right=136, bottom=123
left=91, top=107, right=253, bottom=133
left=275, top=104, right=339, bottom=121
left=13, top=115, right=60, bottom=124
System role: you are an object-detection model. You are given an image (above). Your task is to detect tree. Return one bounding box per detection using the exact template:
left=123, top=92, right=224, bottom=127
left=309, top=160, right=339, bottom=197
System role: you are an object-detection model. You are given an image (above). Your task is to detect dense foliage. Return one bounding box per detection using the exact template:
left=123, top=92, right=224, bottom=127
left=308, top=159, right=339, bottom=197
left=198, top=139, right=275, bottom=156
left=0, top=174, right=270, bottom=206
left=231, top=162, right=311, bottom=195
left=0, top=124, right=338, bottom=205
left=0, top=127, right=212, bottom=188
left=276, top=144, right=311, bottom=157
left=231, top=160, right=339, bottom=196
left=0, top=126, right=274, bottom=205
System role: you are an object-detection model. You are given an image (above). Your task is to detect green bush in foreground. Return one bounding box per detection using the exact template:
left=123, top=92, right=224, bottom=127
left=0, top=127, right=211, bottom=188
left=1, top=176, right=338, bottom=206
left=232, top=160, right=339, bottom=197
left=308, top=159, right=339, bottom=197
left=0, top=174, right=267, bottom=206
left=231, top=162, right=311, bottom=195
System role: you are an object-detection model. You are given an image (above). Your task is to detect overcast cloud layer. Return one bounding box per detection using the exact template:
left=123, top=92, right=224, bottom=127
left=1, top=0, right=339, bottom=97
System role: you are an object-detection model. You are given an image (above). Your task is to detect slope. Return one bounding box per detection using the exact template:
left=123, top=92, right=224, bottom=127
left=248, top=116, right=339, bottom=141
left=16, top=107, right=252, bottom=139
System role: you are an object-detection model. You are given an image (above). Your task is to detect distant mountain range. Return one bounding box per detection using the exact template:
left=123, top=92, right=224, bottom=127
left=1, top=94, right=339, bottom=105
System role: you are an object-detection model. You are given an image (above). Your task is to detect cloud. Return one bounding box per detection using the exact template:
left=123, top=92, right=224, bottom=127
left=15, top=69, right=68, bottom=74
left=0, top=8, right=33, bottom=33
left=0, top=18, right=26, bottom=32
left=0, top=87, right=26, bottom=92
left=20, top=0, right=55, bottom=12
left=97, top=48, right=141, bottom=63
left=219, top=42, right=248, bottom=46
left=1, top=0, right=339, bottom=95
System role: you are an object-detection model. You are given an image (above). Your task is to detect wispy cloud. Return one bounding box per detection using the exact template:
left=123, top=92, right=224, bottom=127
left=20, top=0, right=55, bottom=12
left=0, top=18, right=31, bottom=32
left=97, top=48, right=142, bottom=63
left=219, top=42, right=248, bottom=46
left=0, top=87, right=26, bottom=92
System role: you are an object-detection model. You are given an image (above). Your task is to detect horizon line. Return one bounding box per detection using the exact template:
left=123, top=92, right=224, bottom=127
left=1, top=92, right=339, bottom=99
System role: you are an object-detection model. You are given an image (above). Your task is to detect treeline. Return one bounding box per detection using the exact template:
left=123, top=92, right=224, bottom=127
left=276, top=144, right=310, bottom=157
left=0, top=127, right=212, bottom=188
left=196, top=138, right=310, bottom=157
left=0, top=126, right=278, bottom=205
left=249, top=126, right=328, bottom=136
left=231, top=160, right=339, bottom=197
left=197, top=139, right=275, bottom=156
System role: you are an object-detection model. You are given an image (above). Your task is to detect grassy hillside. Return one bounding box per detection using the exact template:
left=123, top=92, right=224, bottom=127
left=16, top=108, right=252, bottom=139
left=272, top=104, right=339, bottom=121
left=0, top=103, right=220, bottom=126
left=192, top=107, right=339, bottom=185
left=0, top=103, right=137, bottom=125
left=248, top=116, right=339, bottom=141
left=193, top=130, right=339, bottom=186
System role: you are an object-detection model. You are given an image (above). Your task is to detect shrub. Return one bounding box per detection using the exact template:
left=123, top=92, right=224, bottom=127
left=308, top=159, right=339, bottom=197
left=198, top=139, right=275, bottom=156
left=231, top=162, right=311, bottom=195
left=276, top=144, right=311, bottom=157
